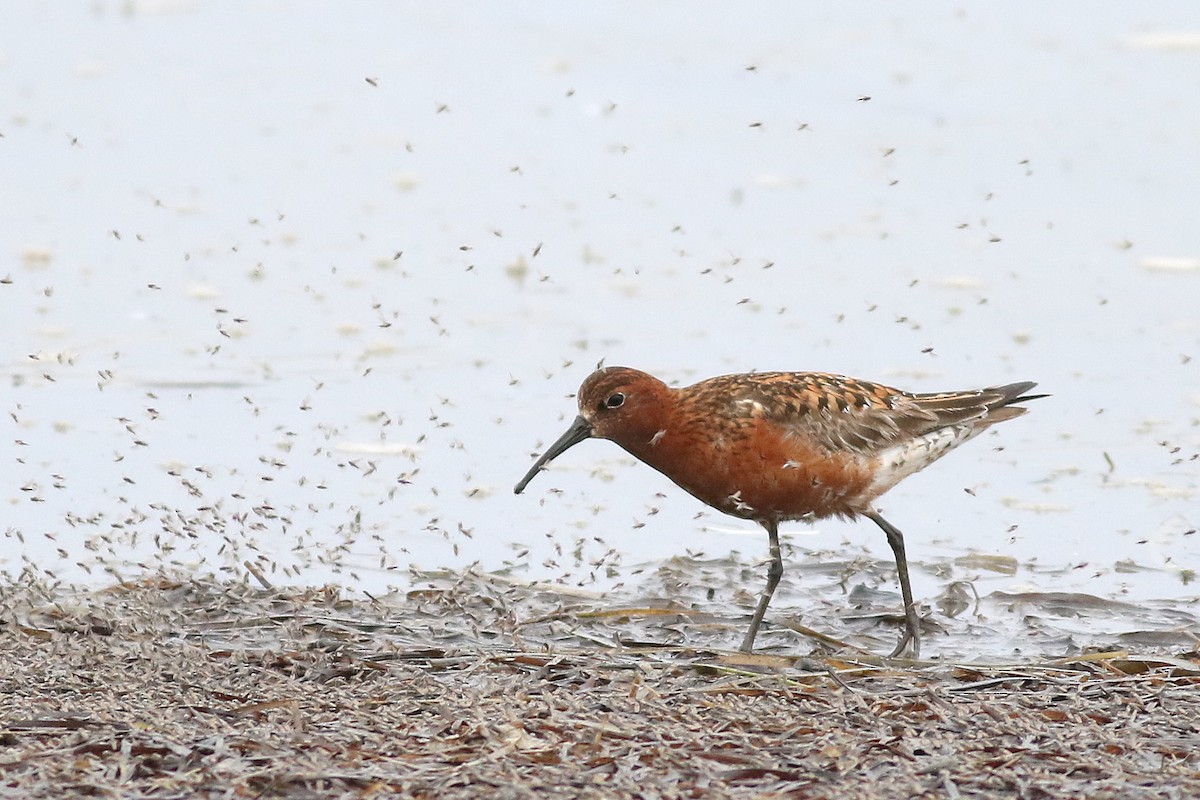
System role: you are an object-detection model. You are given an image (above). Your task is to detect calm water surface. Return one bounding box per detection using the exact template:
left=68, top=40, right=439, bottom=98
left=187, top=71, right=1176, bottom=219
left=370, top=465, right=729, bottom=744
left=3, top=4, right=1198, bottom=631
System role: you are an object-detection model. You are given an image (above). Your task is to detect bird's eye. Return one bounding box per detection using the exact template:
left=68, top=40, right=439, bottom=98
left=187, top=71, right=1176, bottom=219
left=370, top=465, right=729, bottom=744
left=604, top=392, right=625, bottom=409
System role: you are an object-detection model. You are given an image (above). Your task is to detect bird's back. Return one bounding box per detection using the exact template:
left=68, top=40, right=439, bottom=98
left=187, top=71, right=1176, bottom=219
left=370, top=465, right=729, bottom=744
left=645, top=372, right=1043, bottom=521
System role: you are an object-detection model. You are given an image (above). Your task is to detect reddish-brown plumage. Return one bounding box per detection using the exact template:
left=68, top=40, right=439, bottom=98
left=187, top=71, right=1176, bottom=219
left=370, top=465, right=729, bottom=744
left=515, top=366, right=1045, bottom=657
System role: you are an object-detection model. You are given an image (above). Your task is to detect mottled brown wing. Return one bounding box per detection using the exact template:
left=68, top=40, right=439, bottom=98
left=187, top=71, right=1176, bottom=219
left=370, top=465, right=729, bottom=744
left=718, top=372, right=1040, bottom=456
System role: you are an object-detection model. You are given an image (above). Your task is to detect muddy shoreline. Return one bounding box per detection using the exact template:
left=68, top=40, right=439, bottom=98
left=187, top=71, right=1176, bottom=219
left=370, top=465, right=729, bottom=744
left=2, top=572, right=1197, bottom=798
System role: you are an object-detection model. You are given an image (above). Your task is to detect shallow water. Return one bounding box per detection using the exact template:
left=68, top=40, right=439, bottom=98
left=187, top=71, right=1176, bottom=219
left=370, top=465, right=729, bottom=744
left=3, top=4, right=1198, bottom=625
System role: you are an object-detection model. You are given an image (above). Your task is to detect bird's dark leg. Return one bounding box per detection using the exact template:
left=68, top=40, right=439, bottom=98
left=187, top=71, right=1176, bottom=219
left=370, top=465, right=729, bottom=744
left=864, top=510, right=921, bottom=659
left=740, top=519, right=783, bottom=653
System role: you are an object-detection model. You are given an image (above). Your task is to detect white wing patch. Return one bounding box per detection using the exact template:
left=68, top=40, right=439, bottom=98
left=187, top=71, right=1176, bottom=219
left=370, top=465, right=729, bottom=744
left=735, top=398, right=767, bottom=414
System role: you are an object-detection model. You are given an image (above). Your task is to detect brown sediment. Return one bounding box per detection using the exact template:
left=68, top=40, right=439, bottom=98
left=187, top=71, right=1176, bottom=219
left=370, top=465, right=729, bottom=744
left=1, top=570, right=1196, bottom=799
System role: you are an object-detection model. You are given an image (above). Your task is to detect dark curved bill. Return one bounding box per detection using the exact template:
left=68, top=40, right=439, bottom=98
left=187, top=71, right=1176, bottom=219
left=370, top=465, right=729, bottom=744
left=513, top=415, right=593, bottom=494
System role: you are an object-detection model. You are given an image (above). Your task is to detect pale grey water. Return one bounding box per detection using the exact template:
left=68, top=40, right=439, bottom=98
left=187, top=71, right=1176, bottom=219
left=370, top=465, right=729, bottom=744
left=3, top=4, right=1198, bottom=621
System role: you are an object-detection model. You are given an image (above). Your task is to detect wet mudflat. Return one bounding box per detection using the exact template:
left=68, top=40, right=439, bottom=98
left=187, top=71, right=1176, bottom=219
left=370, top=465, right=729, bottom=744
left=3, top=568, right=1198, bottom=799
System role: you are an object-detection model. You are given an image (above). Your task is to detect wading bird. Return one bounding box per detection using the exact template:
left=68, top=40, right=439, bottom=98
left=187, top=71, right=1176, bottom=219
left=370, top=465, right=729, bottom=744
left=515, top=366, right=1044, bottom=657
